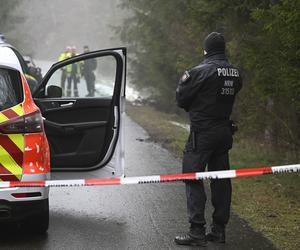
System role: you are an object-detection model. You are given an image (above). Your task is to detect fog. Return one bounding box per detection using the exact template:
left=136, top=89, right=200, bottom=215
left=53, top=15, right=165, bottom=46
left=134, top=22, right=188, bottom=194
left=7, top=0, right=127, bottom=60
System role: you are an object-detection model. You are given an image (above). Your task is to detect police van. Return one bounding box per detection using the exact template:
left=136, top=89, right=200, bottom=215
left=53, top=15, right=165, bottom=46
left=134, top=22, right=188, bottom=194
left=0, top=39, right=126, bottom=233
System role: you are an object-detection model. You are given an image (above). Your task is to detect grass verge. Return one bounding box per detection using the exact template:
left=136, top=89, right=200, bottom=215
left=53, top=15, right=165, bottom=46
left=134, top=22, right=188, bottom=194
left=126, top=103, right=300, bottom=250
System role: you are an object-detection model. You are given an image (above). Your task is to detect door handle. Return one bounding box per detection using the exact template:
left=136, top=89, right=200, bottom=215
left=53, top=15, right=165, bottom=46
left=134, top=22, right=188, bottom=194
left=60, top=102, right=74, bottom=107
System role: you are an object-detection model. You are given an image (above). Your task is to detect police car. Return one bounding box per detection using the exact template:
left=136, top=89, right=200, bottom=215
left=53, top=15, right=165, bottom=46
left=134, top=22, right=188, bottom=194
left=0, top=40, right=126, bottom=233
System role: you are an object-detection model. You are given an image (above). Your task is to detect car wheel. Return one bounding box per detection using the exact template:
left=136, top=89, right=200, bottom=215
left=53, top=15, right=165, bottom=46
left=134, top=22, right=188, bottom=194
left=23, top=199, right=49, bottom=234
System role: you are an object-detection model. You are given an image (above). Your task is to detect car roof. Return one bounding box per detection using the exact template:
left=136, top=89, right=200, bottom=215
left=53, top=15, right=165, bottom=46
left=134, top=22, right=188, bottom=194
left=0, top=46, right=23, bottom=73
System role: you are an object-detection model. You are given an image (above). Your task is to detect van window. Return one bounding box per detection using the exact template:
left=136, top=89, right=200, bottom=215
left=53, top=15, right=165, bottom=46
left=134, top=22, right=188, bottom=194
left=0, top=68, right=23, bottom=111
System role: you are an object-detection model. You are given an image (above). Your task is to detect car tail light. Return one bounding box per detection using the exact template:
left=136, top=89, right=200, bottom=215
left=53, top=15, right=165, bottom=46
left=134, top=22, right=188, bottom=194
left=0, top=112, right=43, bottom=134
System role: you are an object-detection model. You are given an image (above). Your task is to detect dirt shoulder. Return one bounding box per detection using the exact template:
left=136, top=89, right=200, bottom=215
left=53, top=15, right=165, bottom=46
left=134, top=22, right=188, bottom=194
left=126, top=103, right=300, bottom=250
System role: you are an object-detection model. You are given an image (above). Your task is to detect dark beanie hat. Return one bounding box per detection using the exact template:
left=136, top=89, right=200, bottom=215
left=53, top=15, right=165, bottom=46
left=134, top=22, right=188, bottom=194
left=203, top=32, right=225, bottom=54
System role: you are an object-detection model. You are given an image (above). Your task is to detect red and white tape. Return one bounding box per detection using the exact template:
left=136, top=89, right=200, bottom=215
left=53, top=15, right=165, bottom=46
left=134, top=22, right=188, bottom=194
left=0, top=164, right=299, bottom=188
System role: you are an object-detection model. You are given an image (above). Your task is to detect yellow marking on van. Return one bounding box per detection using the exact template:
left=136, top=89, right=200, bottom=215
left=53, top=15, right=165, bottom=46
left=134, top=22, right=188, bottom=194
left=0, top=146, right=22, bottom=180
left=11, top=104, right=24, bottom=116
left=8, top=134, right=24, bottom=152
left=0, top=113, right=9, bottom=123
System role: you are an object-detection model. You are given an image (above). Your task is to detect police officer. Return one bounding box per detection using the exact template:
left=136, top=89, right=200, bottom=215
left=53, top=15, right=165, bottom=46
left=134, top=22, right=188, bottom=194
left=81, top=45, right=97, bottom=97
left=175, top=32, right=242, bottom=246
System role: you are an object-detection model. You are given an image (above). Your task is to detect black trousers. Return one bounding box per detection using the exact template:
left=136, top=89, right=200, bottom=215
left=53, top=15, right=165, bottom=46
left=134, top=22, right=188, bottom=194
left=61, top=70, right=66, bottom=91
left=84, top=73, right=95, bottom=96
left=182, top=126, right=233, bottom=227
left=67, top=75, right=79, bottom=97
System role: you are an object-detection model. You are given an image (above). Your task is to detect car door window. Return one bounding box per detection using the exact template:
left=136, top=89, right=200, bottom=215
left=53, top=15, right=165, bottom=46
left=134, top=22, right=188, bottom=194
left=45, top=56, right=116, bottom=99
left=0, top=68, right=23, bottom=111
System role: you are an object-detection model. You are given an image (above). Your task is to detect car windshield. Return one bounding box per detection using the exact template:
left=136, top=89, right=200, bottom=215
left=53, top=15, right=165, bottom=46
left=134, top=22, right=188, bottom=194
left=0, top=68, right=23, bottom=111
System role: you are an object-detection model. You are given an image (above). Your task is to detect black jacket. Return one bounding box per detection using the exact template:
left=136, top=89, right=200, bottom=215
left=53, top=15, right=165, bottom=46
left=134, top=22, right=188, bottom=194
left=176, top=53, right=242, bottom=131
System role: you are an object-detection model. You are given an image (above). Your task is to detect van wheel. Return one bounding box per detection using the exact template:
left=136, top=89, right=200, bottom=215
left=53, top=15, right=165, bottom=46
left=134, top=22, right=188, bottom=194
left=24, top=199, right=49, bottom=234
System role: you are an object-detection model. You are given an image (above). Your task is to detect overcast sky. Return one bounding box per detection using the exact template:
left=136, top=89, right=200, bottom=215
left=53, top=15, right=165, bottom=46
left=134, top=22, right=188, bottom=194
left=7, top=0, right=128, bottom=59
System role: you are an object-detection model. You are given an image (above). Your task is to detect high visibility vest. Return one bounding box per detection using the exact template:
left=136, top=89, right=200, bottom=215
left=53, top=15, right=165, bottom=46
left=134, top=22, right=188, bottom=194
left=24, top=73, right=36, bottom=82
left=66, top=61, right=81, bottom=78
left=58, top=52, right=71, bottom=62
left=58, top=52, right=71, bottom=73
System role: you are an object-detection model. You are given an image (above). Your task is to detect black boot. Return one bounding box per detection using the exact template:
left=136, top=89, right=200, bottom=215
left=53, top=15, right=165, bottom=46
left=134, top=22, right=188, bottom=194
left=175, top=225, right=207, bottom=247
left=206, top=223, right=225, bottom=243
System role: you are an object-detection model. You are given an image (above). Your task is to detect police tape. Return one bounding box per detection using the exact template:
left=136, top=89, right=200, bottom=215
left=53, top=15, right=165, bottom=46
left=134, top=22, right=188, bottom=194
left=0, top=164, right=299, bottom=188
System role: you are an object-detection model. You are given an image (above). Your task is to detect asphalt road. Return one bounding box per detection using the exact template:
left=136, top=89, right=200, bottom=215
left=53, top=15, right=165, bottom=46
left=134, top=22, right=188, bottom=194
left=0, top=116, right=277, bottom=250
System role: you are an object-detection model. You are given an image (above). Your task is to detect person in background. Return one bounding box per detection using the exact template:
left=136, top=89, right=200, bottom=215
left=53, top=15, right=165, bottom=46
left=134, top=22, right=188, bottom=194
left=175, top=32, right=243, bottom=246
left=24, top=73, right=38, bottom=93
left=81, top=45, right=97, bottom=97
left=66, top=46, right=81, bottom=97
left=58, top=46, right=71, bottom=94
left=28, top=65, right=42, bottom=83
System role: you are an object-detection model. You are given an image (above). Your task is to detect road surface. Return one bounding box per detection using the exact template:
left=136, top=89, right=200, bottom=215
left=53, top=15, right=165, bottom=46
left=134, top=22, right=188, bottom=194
left=0, top=116, right=277, bottom=249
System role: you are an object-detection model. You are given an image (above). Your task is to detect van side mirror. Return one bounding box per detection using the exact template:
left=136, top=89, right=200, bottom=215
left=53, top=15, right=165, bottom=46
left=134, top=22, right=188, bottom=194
left=47, top=85, right=62, bottom=98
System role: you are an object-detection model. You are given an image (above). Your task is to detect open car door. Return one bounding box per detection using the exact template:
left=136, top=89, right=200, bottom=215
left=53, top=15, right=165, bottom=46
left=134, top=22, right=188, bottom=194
left=32, top=48, right=126, bottom=179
